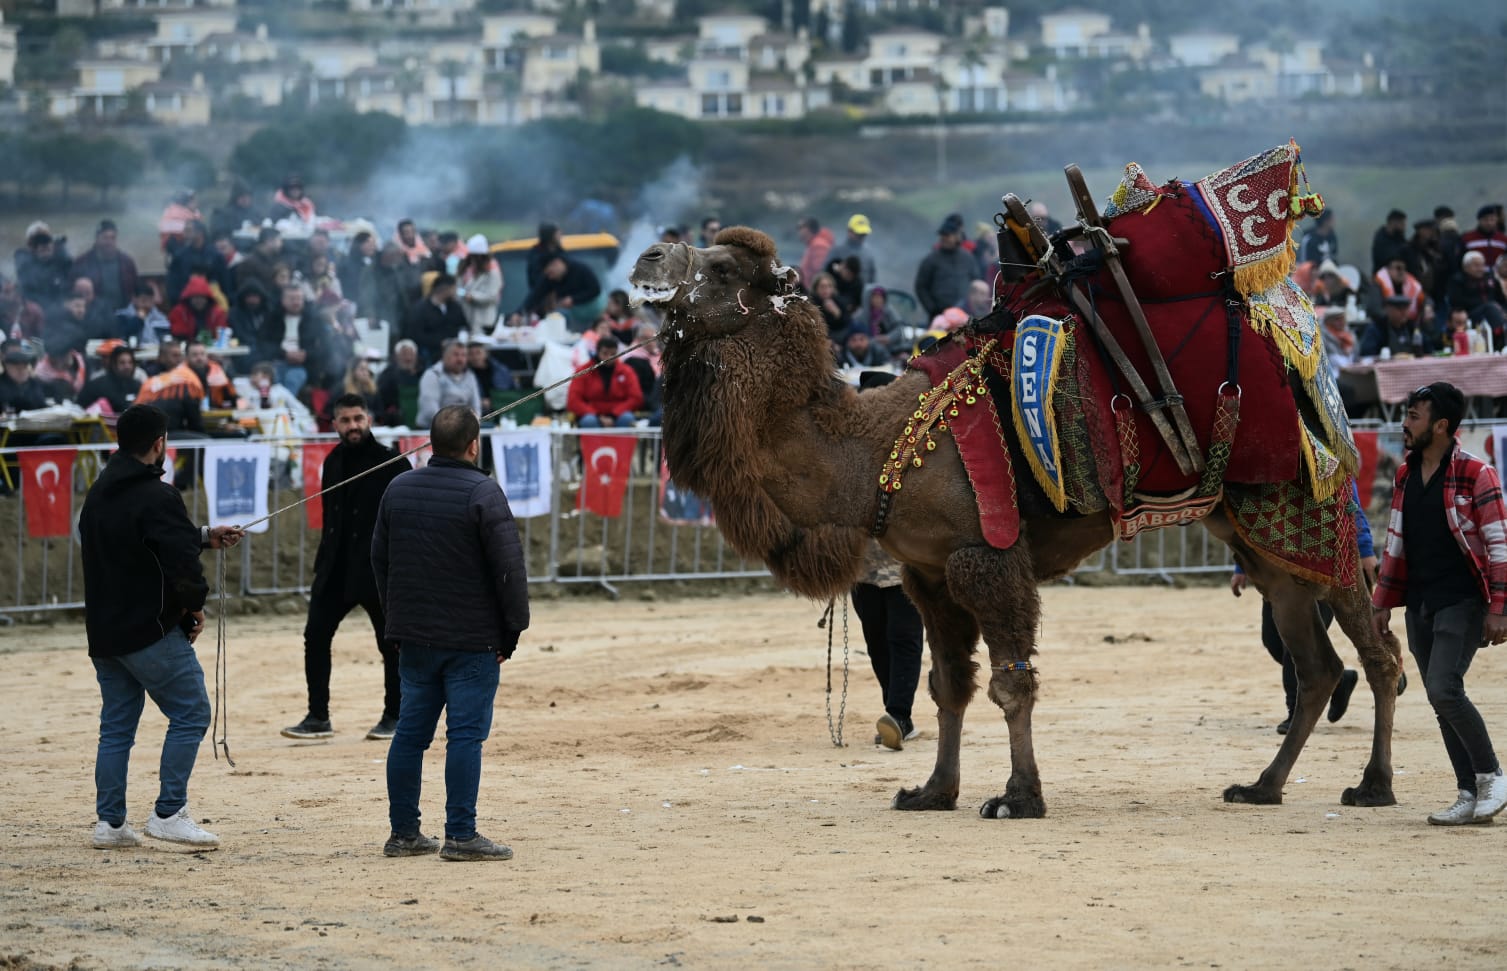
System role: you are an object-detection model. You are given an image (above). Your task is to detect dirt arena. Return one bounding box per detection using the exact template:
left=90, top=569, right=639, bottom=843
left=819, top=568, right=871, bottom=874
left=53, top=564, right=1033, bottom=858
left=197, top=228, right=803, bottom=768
left=1, top=586, right=1503, bottom=970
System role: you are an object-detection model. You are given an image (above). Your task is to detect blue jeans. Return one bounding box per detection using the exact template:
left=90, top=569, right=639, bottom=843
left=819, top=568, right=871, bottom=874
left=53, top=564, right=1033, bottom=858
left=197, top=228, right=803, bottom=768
left=275, top=363, right=308, bottom=397
left=386, top=646, right=498, bottom=840
left=92, top=629, right=212, bottom=826
left=578, top=412, right=635, bottom=428
left=1405, top=598, right=1499, bottom=793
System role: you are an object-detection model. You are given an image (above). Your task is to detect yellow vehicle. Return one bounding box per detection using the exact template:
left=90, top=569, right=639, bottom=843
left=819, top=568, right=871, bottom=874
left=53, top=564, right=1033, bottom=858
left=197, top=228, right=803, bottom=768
left=490, top=232, right=620, bottom=330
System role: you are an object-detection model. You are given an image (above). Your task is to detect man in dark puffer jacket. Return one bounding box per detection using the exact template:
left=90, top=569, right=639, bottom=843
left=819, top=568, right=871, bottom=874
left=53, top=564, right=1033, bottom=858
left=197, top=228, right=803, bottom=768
left=373, top=404, right=528, bottom=862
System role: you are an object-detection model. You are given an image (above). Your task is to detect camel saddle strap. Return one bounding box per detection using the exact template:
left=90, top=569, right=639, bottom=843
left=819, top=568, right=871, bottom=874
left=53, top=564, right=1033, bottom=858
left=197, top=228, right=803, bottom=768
left=1002, top=193, right=1199, bottom=479
left=1063, top=165, right=1205, bottom=477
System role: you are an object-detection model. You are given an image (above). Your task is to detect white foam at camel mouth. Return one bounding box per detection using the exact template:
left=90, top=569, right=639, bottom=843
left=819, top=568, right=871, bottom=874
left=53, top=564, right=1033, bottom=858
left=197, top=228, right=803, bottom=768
left=629, top=283, right=680, bottom=307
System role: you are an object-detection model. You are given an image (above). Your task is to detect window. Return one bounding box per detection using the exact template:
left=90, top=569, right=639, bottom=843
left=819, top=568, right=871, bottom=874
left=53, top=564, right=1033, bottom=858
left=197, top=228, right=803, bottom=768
left=726, top=93, right=742, bottom=116
left=705, top=69, right=731, bottom=89
left=701, top=93, right=719, bottom=116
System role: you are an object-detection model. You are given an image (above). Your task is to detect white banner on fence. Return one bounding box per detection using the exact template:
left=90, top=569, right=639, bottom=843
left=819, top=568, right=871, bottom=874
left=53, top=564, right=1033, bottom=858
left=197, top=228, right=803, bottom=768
left=491, top=428, right=552, bottom=518
left=202, top=442, right=273, bottom=532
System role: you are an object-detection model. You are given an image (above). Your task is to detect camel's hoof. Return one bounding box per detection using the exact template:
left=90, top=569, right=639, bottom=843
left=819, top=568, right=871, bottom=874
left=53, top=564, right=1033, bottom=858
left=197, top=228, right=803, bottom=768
left=1340, top=783, right=1397, bottom=807
left=1223, top=783, right=1282, bottom=805
left=978, top=793, right=1046, bottom=819
left=891, top=786, right=957, bottom=811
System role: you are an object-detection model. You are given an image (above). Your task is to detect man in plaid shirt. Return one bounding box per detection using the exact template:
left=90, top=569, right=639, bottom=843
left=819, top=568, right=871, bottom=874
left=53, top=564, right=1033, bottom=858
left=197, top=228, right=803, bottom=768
left=1372, top=381, right=1507, bottom=825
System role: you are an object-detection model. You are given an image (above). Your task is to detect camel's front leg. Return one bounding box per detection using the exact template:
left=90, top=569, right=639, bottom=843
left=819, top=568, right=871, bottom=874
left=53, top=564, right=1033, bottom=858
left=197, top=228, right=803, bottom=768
left=891, top=567, right=977, bottom=811
left=981, top=660, right=1044, bottom=818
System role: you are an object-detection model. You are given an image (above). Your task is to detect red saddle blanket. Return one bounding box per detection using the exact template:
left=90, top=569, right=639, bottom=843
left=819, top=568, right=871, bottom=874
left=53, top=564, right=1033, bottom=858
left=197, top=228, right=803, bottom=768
left=997, top=183, right=1300, bottom=496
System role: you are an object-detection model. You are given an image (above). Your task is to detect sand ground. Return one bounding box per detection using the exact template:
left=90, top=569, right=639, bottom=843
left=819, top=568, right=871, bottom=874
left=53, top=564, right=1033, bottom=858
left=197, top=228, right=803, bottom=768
left=1, top=586, right=1503, bottom=970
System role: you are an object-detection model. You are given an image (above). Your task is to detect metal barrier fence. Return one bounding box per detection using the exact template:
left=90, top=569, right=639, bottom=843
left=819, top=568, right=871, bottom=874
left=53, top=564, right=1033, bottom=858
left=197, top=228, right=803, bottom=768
left=2, top=417, right=1501, bottom=617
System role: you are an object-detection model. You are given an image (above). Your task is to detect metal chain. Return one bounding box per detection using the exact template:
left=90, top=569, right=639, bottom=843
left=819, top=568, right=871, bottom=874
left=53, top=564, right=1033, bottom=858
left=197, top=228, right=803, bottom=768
left=823, top=595, right=851, bottom=747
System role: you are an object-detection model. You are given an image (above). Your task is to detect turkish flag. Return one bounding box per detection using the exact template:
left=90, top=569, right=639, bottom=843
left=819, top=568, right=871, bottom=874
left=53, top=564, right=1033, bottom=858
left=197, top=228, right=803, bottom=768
left=577, top=434, right=637, bottom=518
left=1353, top=430, right=1379, bottom=513
left=302, top=442, right=336, bottom=530
left=19, top=449, right=76, bottom=538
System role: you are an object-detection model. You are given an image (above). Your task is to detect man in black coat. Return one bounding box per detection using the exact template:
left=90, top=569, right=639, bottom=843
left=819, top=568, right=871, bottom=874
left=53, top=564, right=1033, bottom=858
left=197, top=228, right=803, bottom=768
left=282, top=395, right=411, bottom=741
left=79, top=404, right=242, bottom=849
left=77, top=344, right=141, bottom=414
left=165, top=220, right=228, bottom=306
left=523, top=254, right=600, bottom=317
left=401, top=272, right=465, bottom=366
left=374, top=404, right=528, bottom=862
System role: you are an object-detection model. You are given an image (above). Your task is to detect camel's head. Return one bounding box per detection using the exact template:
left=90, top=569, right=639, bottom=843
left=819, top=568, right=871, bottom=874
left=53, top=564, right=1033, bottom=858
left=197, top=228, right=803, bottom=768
left=629, top=227, right=802, bottom=340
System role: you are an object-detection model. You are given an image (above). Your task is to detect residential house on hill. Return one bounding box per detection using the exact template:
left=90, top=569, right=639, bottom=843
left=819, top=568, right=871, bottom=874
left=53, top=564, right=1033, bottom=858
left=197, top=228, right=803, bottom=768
left=146, top=9, right=239, bottom=62
left=0, top=12, right=17, bottom=89
left=1168, top=30, right=1240, bottom=68
left=347, top=0, right=478, bottom=27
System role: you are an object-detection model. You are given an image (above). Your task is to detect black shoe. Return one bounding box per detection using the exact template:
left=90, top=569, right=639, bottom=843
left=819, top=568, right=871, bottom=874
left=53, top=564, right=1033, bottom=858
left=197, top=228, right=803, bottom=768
left=1275, top=716, right=1292, bottom=735
left=1396, top=670, right=1408, bottom=697
left=440, top=834, right=513, bottom=862
left=280, top=716, right=333, bottom=739
left=383, top=832, right=440, bottom=857
left=366, top=716, right=398, bottom=741
left=1328, top=669, right=1359, bottom=723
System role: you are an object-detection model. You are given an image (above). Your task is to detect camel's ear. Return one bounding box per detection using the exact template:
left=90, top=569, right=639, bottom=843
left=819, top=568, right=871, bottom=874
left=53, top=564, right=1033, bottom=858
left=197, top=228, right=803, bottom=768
left=713, top=226, right=776, bottom=259
left=713, top=226, right=792, bottom=296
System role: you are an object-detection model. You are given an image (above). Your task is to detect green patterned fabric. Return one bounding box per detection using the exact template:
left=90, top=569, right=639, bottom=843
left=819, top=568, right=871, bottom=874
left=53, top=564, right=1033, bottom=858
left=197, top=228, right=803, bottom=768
left=1225, top=478, right=1357, bottom=587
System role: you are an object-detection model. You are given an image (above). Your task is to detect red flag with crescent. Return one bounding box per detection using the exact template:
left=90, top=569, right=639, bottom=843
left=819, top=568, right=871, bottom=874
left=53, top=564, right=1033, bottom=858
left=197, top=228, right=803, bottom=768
left=1352, top=430, right=1379, bottom=513
left=577, top=434, right=637, bottom=518
left=302, top=442, right=336, bottom=530
left=19, top=449, right=76, bottom=538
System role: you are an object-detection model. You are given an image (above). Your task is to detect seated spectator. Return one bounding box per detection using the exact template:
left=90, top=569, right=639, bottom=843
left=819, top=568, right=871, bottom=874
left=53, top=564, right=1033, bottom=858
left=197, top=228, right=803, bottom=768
left=1360, top=295, right=1439, bottom=358
left=428, top=231, right=462, bottom=276
left=1408, top=218, right=1446, bottom=299
left=1298, top=209, right=1338, bottom=266
left=166, top=219, right=228, bottom=306
left=209, top=181, right=260, bottom=240
left=565, top=335, right=642, bottom=428
left=467, top=339, right=513, bottom=414
left=1319, top=305, right=1356, bottom=371
left=15, top=224, right=73, bottom=311
left=181, top=342, right=237, bottom=410
left=809, top=272, right=850, bottom=346
left=376, top=339, right=422, bottom=426
left=338, top=357, right=382, bottom=416
left=853, top=285, right=907, bottom=356
left=837, top=328, right=886, bottom=369
left=158, top=188, right=201, bottom=251
left=70, top=278, right=116, bottom=339
left=269, top=174, right=316, bottom=236
left=114, top=282, right=170, bottom=345
left=523, top=254, right=600, bottom=318
left=1371, top=257, right=1425, bottom=323
left=141, top=340, right=183, bottom=378
left=71, top=220, right=138, bottom=315
left=302, top=228, right=334, bottom=279
left=597, top=289, right=639, bottom=345
left=234, top=227, right=284, bottom=297
left=1446, top=251, right=1507, bottom=349
left=45, top=290, right=91, bottom=354
left=959, top=278, right=995, bottom=321
left=168, top=275, right=229, bottom=343
left=235, top=361, right=312, bottom=428
left=458, top=239, right=503, bottom=335
left=213, top=231, right=243, bottom=274
left=135, top=343, right=206, bottom=436
left=78, top=344, right=141, bottom=414
left=1444, top=305, right=1489, bottom=356
left=376, top=242, right=420, bottom=335
left=34, top=336, right=88, bottom=396
left=254, top=285, right=315, bottom=395
left=621, top=321, right=662, bottom=377
left=0, top=344, right=55, bottom=413
left=1, top=276, right=46, bottom=340
left=619, top=329, right=661, bottom=425
left=303, top=251, right=346, bottom=320
left=1461, top=204, right=1507, bottom=270
left=416, top=339, right=482, bottom=428
left=394, top=219, right=430, bottom=266
left=227, top=279, right=271, bottom=357
left=570, top=317, right=614, bottom=370
left=402, top=272, right=465, bottom=366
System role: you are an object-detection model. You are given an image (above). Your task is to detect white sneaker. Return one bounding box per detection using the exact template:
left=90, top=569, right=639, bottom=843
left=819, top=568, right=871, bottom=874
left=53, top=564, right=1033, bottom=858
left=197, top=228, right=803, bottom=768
left=1473, top=771, right=1507, bottom=821
left=92, top=820, right=142, bottom=849
left=144, top=807, right=220, bottom=849
left=1428, top=790, right=1482, bottom=826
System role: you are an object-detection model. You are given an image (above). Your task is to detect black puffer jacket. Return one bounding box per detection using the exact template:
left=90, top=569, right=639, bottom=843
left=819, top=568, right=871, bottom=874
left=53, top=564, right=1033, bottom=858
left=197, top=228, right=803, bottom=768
left=372, top=456, right=529, bottom=655
left=80, top=452, right=207, bottom=658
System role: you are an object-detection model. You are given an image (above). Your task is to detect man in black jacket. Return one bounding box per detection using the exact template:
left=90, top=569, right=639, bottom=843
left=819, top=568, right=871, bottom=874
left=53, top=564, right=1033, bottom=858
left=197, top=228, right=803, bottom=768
left=523, top=254, right=601, bottom=317
left=374, top=404, right=528, bottom=862
left=77, top=344, right=141, bottom=413
left=401, top=273, right=465, bottom=367
left=282, top=395, right=410, bottom=742
left=79, top=404, right=242, bottom=850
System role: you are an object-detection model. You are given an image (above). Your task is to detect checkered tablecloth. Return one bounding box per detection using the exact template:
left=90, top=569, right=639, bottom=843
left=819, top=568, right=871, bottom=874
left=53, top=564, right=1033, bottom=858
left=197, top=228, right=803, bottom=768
left=1346, top=355, right=1507, bottom=404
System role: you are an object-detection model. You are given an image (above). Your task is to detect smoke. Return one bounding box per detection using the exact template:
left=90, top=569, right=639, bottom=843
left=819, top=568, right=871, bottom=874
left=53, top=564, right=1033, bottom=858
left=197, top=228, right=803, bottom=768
left=606, top=155, right=707, bottom=292
left=358, top=135, right=477, bottom=240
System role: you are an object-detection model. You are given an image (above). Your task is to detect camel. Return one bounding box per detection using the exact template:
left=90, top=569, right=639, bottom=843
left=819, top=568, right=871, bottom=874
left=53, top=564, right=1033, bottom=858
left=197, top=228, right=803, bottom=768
left=630, top=226, right=1403, bottom=819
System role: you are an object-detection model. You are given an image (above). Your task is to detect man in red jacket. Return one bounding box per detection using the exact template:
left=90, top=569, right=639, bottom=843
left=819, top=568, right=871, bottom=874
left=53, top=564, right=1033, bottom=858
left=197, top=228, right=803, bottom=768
left=565, top=335, right=642, bottom=427
left=1461, top=204, right=1507, bottom=271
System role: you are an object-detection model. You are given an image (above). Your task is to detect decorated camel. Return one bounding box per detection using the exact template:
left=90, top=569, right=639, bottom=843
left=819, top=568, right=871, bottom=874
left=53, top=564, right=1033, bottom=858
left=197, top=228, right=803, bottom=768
left=630, top=144, right=1403, bottom=818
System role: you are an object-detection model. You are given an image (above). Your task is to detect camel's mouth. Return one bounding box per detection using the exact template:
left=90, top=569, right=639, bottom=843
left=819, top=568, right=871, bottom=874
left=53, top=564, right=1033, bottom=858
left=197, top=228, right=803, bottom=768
left=628, top=283, right=681, bottom=307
